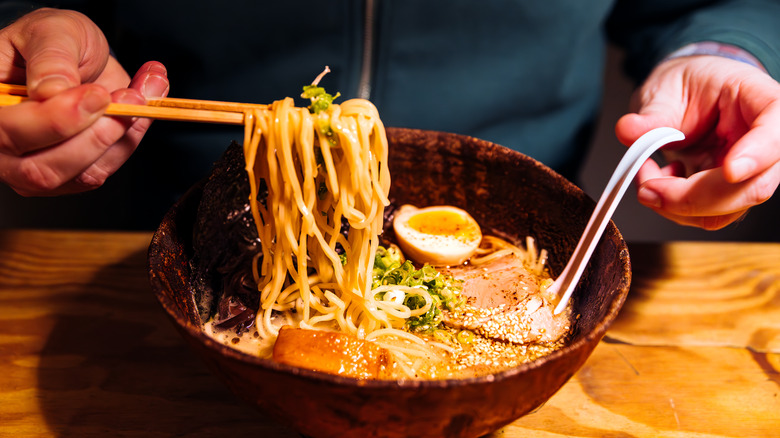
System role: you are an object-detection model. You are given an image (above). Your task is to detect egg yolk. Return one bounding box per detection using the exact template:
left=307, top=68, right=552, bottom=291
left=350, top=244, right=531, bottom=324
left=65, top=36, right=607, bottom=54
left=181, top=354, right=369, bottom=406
left=407, top=210, right=479, bottom=242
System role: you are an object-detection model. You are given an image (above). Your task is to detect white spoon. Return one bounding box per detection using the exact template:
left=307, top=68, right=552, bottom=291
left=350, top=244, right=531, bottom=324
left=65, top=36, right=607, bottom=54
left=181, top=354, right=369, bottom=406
left=550, top=127, right=685, bottom=315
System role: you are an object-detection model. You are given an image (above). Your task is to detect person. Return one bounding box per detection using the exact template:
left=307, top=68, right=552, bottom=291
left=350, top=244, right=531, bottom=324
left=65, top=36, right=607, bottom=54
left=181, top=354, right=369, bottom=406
left=0, top=1, right=779, bottom=231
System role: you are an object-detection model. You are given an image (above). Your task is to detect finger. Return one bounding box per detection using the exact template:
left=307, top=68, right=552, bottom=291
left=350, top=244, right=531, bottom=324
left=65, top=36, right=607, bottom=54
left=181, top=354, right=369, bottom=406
left=112, top=60, right=169, bottom=148
left=616, top=112, right=672, bottom=146
left=0, top=83, right=110, bottom=155
left=70, top=62, right=170, bottom=190
left=614, top=89, right=688, bottom=147
left=14, top=9, right=110, bottom=99
left=722, top=101, right=780, bottom=183
left=614, top=59, right=720, bottom=149
left=637, top=163, right=779, bottom=218
left=634, top=158, right=662, bottom=184
left=70, top=89, right=147, bottom=190
left=0, top=112, right=130, bottom=196
left=131, top=61, right=170, bottom=98
left=0, top=89, right=149, bottom=196
left=636, top=158, right=685, bottom=183
left=640, top=204, right=749, bottom=230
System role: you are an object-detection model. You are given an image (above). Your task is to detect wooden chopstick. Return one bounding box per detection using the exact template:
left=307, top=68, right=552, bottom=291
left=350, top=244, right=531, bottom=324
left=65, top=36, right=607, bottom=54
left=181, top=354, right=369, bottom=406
left=0, top=83, right=27, bottom=95
left=146, top=96, right=264, bottom=113
left=0, top=82, right=267, bottom=125
left=107, top=102, right=246, bottom=125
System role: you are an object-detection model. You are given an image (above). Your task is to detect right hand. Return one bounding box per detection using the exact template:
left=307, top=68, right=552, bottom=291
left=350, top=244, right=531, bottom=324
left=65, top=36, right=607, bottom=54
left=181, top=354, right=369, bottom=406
left=615, top=55, right=780, bottom=230
left=0, top=8, right=169, bottom=196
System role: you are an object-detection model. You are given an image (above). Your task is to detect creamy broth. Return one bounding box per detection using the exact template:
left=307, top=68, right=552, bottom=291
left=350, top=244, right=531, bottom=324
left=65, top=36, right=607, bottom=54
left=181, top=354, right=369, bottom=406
left=204, top=316, right=569, bottom=380
left=202, top=238, right=573, bottom=380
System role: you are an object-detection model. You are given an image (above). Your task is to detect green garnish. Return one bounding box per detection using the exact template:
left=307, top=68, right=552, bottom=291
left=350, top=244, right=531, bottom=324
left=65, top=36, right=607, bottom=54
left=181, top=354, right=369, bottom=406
left=301, top=85, right=341, bottom=114
left=372, top=246, right=464, bottom=333
left=302, top=67, right=340, bottom=144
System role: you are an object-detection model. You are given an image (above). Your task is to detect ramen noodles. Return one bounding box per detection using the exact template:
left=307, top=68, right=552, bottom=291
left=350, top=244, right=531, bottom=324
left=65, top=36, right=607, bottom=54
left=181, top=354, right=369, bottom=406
left=200, top=74, right=572, bottom=379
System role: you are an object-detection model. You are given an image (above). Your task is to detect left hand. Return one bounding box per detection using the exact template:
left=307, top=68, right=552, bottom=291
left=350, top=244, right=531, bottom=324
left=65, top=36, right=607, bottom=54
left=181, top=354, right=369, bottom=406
left=615, top=55, right=780, bottom=230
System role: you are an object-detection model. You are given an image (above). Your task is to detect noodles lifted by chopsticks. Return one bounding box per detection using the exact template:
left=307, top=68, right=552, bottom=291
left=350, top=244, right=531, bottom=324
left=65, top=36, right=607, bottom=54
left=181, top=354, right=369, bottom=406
left=242, top=95, right=392, bottom=341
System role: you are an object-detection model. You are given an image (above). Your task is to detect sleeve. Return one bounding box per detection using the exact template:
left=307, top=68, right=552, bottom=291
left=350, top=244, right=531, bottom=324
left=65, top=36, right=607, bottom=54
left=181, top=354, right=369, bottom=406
left=606, top=0, right=780, bottom=81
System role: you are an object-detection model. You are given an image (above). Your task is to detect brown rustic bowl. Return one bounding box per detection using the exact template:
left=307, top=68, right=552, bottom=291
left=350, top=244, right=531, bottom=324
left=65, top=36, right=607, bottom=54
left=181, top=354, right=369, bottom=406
left=148, top=128, right=631, bottom=438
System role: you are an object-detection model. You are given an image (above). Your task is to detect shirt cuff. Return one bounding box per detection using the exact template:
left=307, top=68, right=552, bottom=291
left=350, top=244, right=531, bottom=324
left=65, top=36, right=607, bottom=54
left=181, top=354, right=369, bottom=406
left=662, top=42, right=767, bottom=73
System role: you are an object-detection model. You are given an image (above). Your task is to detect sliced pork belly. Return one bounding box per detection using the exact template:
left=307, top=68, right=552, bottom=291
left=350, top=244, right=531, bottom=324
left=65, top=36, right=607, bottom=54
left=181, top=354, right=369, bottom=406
left=441, top=254, right=571, bottom=344
left=441, top=252, right=541, bottom=308
left=273, top=326, right=394, bottom=379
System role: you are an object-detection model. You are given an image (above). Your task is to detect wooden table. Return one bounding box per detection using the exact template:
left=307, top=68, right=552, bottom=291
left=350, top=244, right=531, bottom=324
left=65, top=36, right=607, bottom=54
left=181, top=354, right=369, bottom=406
left=1, top=230, right=778, bottom=437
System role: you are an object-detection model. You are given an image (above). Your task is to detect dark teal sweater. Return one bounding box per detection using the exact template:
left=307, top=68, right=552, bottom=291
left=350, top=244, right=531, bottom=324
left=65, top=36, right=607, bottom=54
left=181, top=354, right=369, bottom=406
left=1, top=0, right=779, bottom=228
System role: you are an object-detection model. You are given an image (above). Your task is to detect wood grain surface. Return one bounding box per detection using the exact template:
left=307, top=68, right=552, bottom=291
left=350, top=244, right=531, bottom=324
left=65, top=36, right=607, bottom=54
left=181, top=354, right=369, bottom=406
left=0, top=231, right=778, bottom=437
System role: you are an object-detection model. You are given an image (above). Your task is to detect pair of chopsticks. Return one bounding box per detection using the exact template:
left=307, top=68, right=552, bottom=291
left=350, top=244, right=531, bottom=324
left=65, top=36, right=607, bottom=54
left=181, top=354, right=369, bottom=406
left=0, top=82, right=267, bottom=125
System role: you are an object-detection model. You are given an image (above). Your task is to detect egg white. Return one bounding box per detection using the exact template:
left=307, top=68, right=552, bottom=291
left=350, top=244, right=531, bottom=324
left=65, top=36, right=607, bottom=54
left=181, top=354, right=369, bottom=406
left=392, top=204, right=482, bottom=266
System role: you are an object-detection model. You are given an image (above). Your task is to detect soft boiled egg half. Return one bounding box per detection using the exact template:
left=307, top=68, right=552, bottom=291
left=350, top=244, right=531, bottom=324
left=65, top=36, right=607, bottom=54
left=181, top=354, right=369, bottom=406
left=392, top=204, right=482, bottom=266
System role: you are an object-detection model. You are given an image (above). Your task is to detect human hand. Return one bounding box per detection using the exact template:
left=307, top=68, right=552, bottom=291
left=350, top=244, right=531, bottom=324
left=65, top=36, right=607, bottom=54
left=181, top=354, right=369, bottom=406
left=615, top=55, right=780, bottom=230
left=0, top=8, right=169, bottom=196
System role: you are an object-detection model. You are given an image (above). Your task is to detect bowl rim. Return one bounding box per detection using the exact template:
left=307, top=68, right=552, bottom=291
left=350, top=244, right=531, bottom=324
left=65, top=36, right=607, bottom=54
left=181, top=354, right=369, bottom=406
left=148, top=127, right=631, bottom=389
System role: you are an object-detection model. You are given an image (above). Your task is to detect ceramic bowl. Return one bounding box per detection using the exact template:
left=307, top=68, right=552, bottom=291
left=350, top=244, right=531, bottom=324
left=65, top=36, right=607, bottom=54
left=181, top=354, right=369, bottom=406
left=148, top=128, right=631, bottom=438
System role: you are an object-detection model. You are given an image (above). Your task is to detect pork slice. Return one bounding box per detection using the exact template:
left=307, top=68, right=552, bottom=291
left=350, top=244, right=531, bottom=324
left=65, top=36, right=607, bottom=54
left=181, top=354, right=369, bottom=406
left=441, top=253, right=540, bottom=308
left=442, top=254, right=571, bottom=344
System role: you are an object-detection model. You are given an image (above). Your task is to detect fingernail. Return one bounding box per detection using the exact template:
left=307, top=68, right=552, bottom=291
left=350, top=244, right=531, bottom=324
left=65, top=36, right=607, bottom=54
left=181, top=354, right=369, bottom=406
left=729, top=157, right=755, bottom=182
left=141, top=73, right=169, bottom=98
left=79, top=88, right=109, bottom=114
left=638, top=187, right=662, bottom=208
left=145, top=62, right=168, bottom=75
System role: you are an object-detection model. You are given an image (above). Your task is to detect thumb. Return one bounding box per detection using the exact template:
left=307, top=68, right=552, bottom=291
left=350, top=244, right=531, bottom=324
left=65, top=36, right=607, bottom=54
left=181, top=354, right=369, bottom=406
left=13, top=9, right=110, bottom=99
left=615, top=98, right=684, bottom=147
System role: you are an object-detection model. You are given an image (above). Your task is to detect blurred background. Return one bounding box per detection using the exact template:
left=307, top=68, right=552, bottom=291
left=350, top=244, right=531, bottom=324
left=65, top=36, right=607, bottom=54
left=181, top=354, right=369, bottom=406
left=1, top=46, right=778, bottom=241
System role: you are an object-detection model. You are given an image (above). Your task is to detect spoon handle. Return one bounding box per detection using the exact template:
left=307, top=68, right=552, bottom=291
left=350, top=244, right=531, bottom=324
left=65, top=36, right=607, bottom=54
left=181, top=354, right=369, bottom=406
left=552, top=127, right=685, bottom=314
